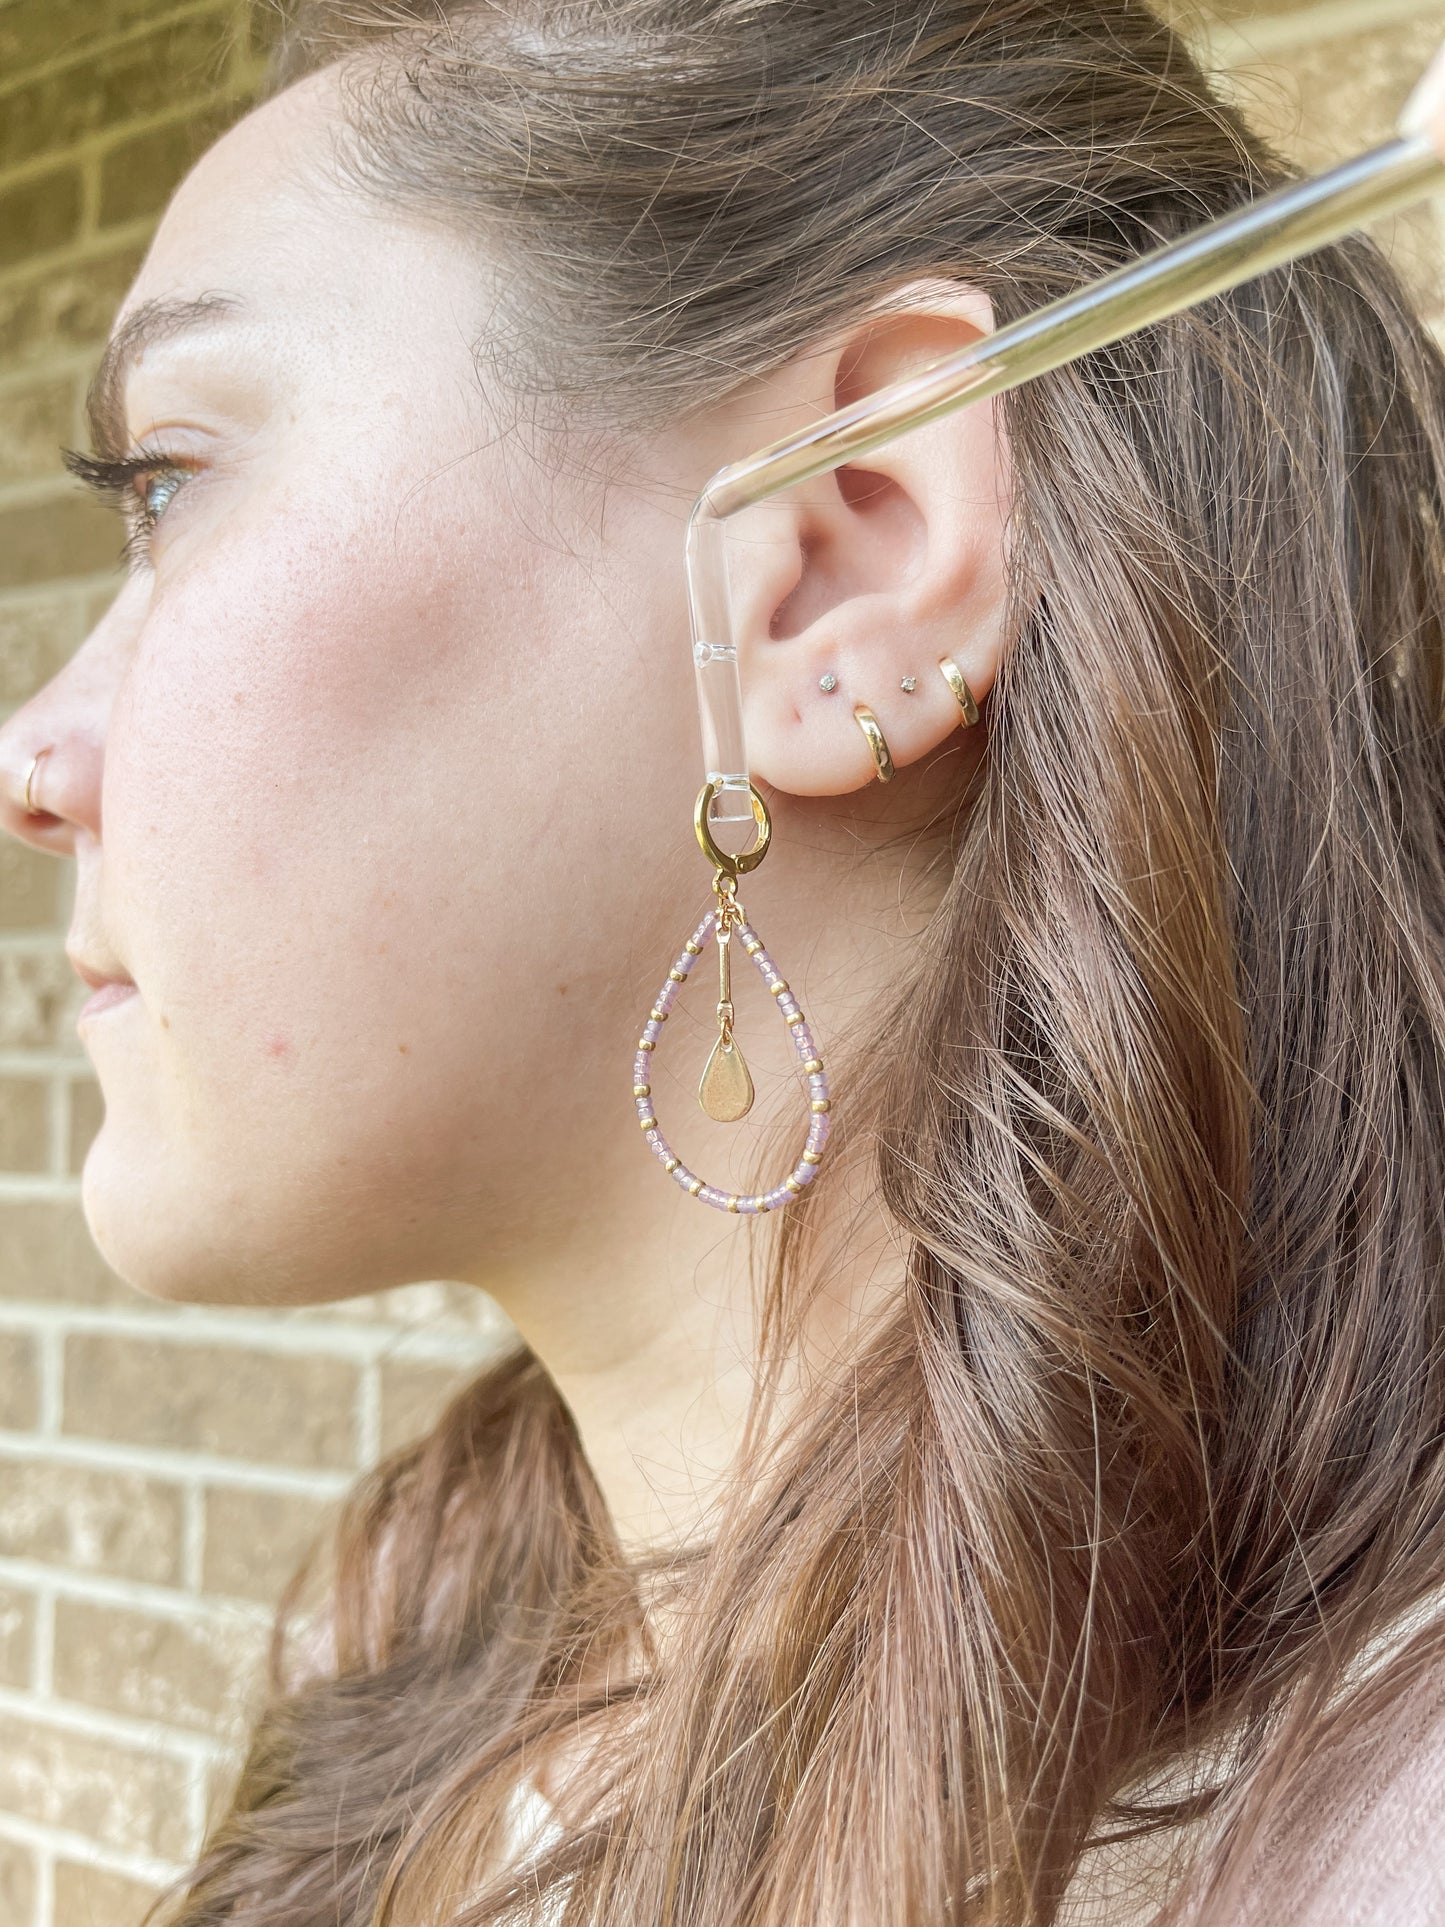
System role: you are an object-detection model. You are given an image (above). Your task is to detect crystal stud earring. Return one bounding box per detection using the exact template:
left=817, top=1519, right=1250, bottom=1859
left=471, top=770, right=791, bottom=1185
left=818, top=673, right=838, bottom=693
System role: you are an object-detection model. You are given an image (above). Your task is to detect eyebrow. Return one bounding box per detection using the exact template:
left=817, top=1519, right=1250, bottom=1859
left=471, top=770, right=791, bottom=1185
left=85, top=293, right=247, bottom=459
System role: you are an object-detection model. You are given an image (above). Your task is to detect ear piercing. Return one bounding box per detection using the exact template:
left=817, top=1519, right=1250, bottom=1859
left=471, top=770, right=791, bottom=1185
left=938, top=655, right=980, bottom=727
left=820, top=659, right=981, bottom=786
left=852, top=704, right=895, bottom=783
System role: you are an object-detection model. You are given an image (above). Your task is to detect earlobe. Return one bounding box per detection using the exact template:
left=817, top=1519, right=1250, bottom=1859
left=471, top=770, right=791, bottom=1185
left=734, top=279, right=1012, bottom=798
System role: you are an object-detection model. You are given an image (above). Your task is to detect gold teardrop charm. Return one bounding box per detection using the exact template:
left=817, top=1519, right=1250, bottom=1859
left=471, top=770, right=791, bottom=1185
left=699, top=1033, right=755, bottom=1121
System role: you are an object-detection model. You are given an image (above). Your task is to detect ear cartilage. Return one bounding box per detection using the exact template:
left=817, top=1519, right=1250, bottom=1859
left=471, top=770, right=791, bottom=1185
left=665, top=44, right=1445, bottom=1216
left=685, top=86, right=1445, bottom=819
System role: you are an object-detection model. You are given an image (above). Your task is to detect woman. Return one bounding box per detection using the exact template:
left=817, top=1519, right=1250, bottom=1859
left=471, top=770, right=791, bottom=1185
left=6, top=0, right=1445, bottom=1919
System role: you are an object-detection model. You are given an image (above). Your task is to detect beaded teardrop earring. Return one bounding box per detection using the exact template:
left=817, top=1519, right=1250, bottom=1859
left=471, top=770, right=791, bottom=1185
left=633, top=780, right=831, bottom=1214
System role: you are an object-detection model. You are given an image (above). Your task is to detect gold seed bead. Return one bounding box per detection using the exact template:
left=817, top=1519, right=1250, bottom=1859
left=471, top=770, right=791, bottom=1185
left=669, top=968, right=687, bottom=982
left=810, top=1098, right=831, bottom=1114
left=769, top=980, right=789, bottom=997
left=664, top=1156, right=681, bottom=1174
left=638, top=1038, right=655, bottom=1051
left=639, top=1114, right=658, bottom=1131
left=785, top=1175, right=804, bottom=1193
left=684, top=940, right=703, bottom=955
left=802, top=1150, right=823, bottom=1164
left=786, top=1010, right=806, bottom=1026
left=752, top=1196, right=767, bottom=1211
left=803, top=1058, right=824, bottom=1074
left=743, top=938, right=763, bottom=955
left=650, top=1007, right=669, bottom=1023
left=727, top=1195, right=741, bottom=1212
left=633, top=1083, right=651, bottom=1097
left=688, top=1178, right=703, bottom=1196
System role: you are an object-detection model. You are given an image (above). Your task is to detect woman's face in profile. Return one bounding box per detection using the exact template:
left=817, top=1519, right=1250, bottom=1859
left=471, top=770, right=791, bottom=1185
left=1, top=67, right=721, bottom=1306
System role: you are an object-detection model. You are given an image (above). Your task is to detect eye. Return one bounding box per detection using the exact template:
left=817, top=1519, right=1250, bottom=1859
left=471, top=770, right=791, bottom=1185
left=60, top=444, right=197, bottom=572
left=139, top=467, right=187, bottom=525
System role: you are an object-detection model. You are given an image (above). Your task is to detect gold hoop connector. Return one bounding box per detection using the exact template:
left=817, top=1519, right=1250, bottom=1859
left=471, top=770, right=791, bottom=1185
left=852, top=703, right=894, bottom=783
left=694, top=779, right=772, bottom=876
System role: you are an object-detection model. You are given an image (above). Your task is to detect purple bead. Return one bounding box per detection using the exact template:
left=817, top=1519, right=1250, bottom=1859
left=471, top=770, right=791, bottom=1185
left=638, top=901, right=834, bottom=1217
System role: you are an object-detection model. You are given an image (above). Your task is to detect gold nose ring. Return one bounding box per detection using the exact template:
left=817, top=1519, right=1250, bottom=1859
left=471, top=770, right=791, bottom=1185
left=938, top=656, right=980, bottom=727
left=852, top=703, right=894, bottom=783
left=22, top=745, right=52, bottom=815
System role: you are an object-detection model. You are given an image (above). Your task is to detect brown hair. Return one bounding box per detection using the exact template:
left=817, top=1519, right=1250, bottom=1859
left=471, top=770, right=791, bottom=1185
left=156, top=2, right=1445, bottom=1921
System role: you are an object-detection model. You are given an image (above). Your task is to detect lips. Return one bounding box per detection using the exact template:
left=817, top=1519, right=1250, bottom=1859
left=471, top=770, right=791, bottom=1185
left=66, top=952, right=135, bottom=993
left=77, top=980, right=138, bottom=1023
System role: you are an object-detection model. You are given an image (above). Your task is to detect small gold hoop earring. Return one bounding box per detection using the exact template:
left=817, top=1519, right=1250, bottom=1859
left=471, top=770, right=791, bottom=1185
left=938, top=656, right=980, bottom=727
left=852, top=703, right=894, bottom=783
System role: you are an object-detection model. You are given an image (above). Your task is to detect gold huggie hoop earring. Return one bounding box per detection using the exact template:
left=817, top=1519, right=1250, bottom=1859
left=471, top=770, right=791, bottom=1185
left=852, top=703, right=895, bottom=783
left=938, top=656, right=980, bottom=728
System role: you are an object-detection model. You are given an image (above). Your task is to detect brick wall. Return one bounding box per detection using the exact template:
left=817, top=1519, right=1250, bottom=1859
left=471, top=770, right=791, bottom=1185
left=1, top=3, right=1444, bottom=1924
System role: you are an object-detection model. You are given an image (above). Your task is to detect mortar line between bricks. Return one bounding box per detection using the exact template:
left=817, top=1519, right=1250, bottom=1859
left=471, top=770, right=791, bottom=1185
left=186, top=1751, right=211, bottom=1860
left=0, top=1554, right=276, bottom=1624
left=0, top=82, right=256, bottom=195
left=46, top=1074, right=69, bottom=1181
left=0, top=1680, right=226, bottom=1765
left=0, top=1431, right=354, bottom=1494
left=31, top=1584, right=53, bottom=1697
left=75, top=149, right=101, bottom=242
left=0, top=216, right=163, bottom=295
left=358, top=1356, right=382, bottom=1467
left=0, top=1055, right=100, bottom=1074
left=0, top=1176, right=83, bottom=1202
left=0, top=1301, right=506, bottom=1363
left=0, top=472, right=114, bottom=517
left=0, top=3, right=242, bottom=103
left=0, top=1808, right=181, bottom=1889
left=0, top=345, right=121, bottom=397
left=35, top=1325, right=61, bottom=1437
left=31, top=1847, right=53, bottom=1927
left=0, top=569, right=132, bottom=611
left=0, top=933, right=73, bottom=955
left=181, top=1483, right=205, bottom=1594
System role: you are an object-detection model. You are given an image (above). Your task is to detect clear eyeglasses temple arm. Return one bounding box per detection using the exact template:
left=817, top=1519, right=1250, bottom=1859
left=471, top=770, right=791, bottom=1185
left=687, top=55, right=1445, bottom=843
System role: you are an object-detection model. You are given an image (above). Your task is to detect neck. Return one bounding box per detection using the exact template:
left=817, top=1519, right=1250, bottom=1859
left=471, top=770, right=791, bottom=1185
left=465, top=759, right=967, bottom=1560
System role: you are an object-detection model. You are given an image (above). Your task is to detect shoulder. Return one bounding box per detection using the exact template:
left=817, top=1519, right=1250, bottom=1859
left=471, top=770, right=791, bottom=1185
left=1267, top=1661, right=1445, bottom=1926
left=1228, top=1625, right=1445, bottom=1927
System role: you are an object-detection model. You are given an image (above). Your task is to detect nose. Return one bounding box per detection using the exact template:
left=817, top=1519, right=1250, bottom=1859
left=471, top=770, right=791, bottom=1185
left=0, top=600, right=124, bottom=857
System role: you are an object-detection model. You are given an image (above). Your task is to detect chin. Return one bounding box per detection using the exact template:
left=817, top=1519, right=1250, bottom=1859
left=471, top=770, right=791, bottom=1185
left=77, top=1129, right=341, bottom=1308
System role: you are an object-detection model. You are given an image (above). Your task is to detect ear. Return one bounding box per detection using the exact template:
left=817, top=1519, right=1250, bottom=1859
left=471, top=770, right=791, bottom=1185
left=729, top=278, right=1011, bottom=796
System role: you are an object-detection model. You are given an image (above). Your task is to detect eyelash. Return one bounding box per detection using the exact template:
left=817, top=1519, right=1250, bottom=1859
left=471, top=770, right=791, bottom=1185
left=60, top=444, right=195, bottom=570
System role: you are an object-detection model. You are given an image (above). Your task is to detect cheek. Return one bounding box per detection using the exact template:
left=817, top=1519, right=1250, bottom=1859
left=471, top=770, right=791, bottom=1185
left=86, top=445, right=707, bottom=1294
left=102, top=477, right=598, bottom=1164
